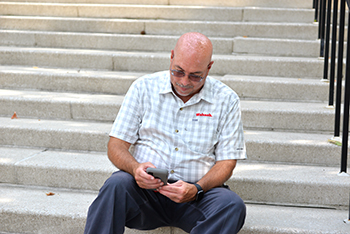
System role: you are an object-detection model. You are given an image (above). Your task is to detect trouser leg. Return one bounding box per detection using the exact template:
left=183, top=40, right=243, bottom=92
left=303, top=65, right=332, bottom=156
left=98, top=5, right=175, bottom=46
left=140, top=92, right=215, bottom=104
left=84, top=171, right=245, bottom=234
left=174, top=187, right=246, bottom=234
left=84, top=171, right=172, bottom=234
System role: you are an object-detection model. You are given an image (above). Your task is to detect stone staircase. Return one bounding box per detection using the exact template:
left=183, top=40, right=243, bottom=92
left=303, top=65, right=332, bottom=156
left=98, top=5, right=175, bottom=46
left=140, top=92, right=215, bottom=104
left=1, top=0, right=350, bottom=233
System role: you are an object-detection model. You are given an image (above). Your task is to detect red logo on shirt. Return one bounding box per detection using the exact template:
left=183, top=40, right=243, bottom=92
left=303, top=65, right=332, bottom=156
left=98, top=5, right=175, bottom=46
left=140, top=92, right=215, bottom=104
left=196, top=113, right=212, bottom=117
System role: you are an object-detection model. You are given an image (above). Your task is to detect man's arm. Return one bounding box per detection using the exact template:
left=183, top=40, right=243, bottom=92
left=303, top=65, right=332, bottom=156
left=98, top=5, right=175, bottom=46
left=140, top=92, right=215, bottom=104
left=197, top=159, right=237, bottom=192
left=159, top=159, right=236, bottom=203
left=107, top=136, right=164, bottom=189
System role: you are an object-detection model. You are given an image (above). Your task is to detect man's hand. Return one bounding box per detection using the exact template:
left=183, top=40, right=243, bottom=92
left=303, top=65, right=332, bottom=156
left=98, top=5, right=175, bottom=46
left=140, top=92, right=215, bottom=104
left=133, top=162, right=164, bottom=190
left=107, top=137, right=164, bottom=190
left=158, top=180, right=198, bottom=203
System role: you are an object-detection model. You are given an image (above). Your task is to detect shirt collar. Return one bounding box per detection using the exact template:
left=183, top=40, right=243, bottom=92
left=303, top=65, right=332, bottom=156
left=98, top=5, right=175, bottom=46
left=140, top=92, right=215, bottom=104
left=159, top=70, right=214, bottom=104
left=159, top=71, right=173, bottom=94
left=197, top=77, right=214, bottom=104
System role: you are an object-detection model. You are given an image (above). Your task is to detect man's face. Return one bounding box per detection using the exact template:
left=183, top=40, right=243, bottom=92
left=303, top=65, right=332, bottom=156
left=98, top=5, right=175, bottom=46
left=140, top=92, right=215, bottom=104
left=170, top=50, right=213, bottom=102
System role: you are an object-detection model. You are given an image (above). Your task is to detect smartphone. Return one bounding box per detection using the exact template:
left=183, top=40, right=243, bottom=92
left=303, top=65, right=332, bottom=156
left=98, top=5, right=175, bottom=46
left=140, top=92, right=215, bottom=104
left=146, top=168, right=168, bottom=185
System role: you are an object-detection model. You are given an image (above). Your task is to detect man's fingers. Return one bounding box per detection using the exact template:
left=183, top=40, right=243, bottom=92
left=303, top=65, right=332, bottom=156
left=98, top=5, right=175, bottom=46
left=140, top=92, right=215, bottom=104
left=159, top=181, right=197, bottom=203
left=136, top=172, right=163, bottom=189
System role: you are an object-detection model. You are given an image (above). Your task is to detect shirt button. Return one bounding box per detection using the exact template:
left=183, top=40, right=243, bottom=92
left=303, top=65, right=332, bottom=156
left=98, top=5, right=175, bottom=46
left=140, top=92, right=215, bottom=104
left=175, top=129, right=179, bottom=133
left=175, top=148, right=179, bottom=151
left=170, top=170, right=175, bottom=174
left=180, top=108, right=183, bottom=111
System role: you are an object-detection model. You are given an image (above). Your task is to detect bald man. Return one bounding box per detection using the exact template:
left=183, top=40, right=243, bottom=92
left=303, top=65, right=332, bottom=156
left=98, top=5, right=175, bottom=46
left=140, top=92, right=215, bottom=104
left=84, top=32, right=247, bottom=234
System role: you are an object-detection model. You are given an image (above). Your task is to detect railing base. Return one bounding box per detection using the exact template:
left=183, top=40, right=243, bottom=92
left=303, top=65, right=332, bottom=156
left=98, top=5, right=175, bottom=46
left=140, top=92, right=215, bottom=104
left=331, top=136, right=341, bottom=141
left=338, top=172, right=350, bottom=176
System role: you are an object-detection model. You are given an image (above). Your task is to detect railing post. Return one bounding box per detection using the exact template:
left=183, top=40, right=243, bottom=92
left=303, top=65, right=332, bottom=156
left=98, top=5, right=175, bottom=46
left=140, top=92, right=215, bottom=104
left=320, top=0, right=327, bottom=57
left=340, top=7, right=350, bottom=174
left=319, top=0, right=327, bottom=56
left=323, top=0, right=332, bottom=81
left=349, top=192, right=350, bottom=221
left=334, top=0, right=347, bottom=138
left=319, top=0, right=323, bottom=39
left=329, top=0, right=339, bottom=107
left=314, top=0, right=319, bottom=22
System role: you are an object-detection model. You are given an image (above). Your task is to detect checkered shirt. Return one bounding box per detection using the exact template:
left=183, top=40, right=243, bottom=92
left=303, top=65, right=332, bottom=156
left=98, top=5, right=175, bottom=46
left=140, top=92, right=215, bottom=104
left=109, top=70, right=246, bottom=183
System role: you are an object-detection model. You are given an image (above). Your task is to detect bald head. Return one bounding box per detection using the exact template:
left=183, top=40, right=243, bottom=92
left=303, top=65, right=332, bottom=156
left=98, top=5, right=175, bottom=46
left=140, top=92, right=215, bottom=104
left=173, top=32, right=213, bottom=67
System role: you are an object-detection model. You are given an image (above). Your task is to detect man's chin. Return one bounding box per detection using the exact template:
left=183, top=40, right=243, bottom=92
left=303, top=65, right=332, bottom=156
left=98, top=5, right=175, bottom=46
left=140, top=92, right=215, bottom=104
left=176, top=90, right=192, bottom=97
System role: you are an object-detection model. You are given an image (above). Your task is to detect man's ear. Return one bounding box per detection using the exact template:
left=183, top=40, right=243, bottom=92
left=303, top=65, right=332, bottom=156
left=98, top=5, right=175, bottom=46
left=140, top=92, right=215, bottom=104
left=171, top=50, right=174, bottom=59
left=207, top=61, right=214, bottom=70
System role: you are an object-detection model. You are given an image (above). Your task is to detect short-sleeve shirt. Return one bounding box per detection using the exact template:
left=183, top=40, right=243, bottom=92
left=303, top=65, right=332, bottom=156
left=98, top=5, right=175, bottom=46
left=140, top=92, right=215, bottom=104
left=109, top=71, right=246, bottom=183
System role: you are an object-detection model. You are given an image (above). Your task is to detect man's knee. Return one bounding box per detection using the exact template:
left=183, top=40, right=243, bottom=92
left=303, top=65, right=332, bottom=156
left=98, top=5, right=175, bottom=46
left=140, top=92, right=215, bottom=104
left=228, top=191, right=245, bottom=210
left=188, top=189, right=246, bottom=233
left=102, top=170, right=136, bottom=191
left=230, top=194, right=246, bottom=218
left=223, top=191, right=246, bottom=232
left=225, top=190, right=246, bottom=216
left=206, top=188, right=246, bottom=216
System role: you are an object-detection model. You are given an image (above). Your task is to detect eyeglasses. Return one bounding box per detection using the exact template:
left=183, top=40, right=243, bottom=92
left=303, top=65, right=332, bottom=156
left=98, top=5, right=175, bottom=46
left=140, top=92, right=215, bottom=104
left=170, top=69, right=205, bottom=82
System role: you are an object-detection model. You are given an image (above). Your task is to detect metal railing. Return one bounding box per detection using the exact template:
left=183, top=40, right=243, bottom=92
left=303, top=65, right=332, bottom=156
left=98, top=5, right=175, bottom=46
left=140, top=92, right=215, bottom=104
left=316, top=0, right=350, bottom=222
left=316, top=0, right=350, bottom=174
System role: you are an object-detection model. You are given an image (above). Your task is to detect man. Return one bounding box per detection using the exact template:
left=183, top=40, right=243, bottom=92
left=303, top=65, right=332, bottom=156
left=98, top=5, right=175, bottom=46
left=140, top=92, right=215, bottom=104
left=84, top=32, right=247, bottom=234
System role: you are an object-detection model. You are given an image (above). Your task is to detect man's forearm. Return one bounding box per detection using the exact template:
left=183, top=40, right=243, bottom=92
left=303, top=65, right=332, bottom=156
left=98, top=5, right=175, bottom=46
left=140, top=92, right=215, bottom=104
left=197, top=160, right=237, bottom=192
left=107, top=136, right=139, bottom=176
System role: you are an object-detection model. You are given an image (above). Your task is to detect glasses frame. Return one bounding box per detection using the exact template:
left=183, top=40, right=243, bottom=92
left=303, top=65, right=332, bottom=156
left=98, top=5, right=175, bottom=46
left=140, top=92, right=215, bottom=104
left=170, top=69, right=205, bottom=83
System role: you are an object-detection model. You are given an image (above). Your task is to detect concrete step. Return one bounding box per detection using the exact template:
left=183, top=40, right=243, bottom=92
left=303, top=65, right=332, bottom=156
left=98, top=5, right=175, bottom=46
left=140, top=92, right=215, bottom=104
left=0, top=30, right=234, bottom=54
left=0, top=47, right=324, bottom=77
left=0, top=66, right=330, bottom=101
left=0, top=30, right=322, bottom=57
left=241, top=100, right=334, bottom=132
left=0, top=184, right=95, bottom=234
left=0, top=16, right=318, bottom=39
left=0, top=117, right=111, bottom=152
left=1, top=146, right=348, bottom=208
left=233, top=37, right=347, bottom=59
left=245, top=130, right=341, bottom=166
left=0, top=147, right=115, bottom=191
left=0, top=30, right=344, bottom=63
left=0, top=2, right=315, bottom=23
left=0, top=89, right=123, bottom=122
left=234, top=37, right=319, bottom=57
left=235, top=37, right=349, bottom=59
left=221, top=75, right=330, bottom=102
left=167, top=0, right=314, bottom=9
left=0, top=66, right=144, bottom=95
left=234, top=161, right=350, bottom=208
left=0, top=118, right=340, bottom=166
left=0, top=89, right=335, bottom=131
left=0, top=183, right=349, bottom=234
left=0, top=0, right=314, bottom=9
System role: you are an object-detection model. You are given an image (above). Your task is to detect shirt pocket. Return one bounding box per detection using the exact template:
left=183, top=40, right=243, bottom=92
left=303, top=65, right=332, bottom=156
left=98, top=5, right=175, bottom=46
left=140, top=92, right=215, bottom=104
left=186, top=116, right=219, bottom=155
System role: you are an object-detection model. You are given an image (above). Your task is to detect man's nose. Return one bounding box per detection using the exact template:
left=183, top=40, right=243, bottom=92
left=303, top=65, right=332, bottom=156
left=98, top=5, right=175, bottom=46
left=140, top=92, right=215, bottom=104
left=180, top=75, right=192, bottom=86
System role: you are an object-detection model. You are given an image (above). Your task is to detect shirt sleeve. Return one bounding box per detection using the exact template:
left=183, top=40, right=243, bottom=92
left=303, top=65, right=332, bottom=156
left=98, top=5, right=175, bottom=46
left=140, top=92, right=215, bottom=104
left=215, top=96, right=247, bottom=161
left=109, top=80, right=142, bottom=144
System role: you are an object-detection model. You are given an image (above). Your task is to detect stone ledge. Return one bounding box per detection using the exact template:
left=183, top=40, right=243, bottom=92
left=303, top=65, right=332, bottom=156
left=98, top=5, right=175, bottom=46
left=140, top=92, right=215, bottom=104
left=0, top=183, right=348, bottom=234
left=1, top=147, right=348, bottom=207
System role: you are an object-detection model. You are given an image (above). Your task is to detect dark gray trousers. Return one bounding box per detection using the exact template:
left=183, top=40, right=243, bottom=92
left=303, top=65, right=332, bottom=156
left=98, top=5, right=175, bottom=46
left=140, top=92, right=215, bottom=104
left=84, top=171, right=246, bottom=234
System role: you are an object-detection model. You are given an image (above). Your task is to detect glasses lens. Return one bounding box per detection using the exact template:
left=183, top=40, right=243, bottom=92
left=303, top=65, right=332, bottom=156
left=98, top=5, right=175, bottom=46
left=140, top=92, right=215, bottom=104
left=188, top=74, right=203, bottom=82
left=171, top=70, right=185, bottom=77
